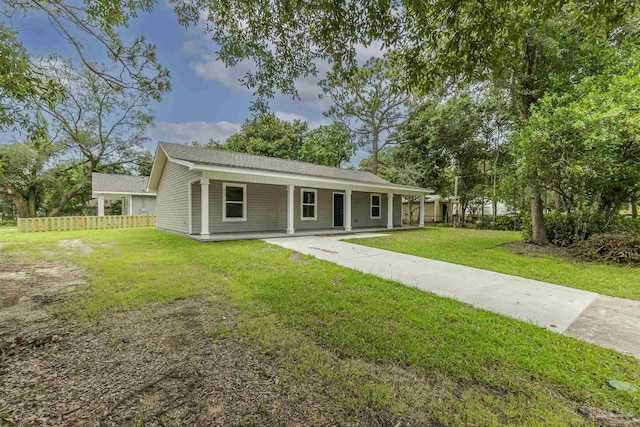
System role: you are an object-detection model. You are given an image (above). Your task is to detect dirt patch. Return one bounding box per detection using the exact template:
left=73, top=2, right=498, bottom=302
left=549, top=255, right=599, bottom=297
left=505, top=241, right=577, bottom=262
left=290, top=252, right=311, bottom=265
left=0, top=297, right=359, bottom=426
left=58, top=239, right=95, bottom=255
left=0, top=257, right=84, bottom=336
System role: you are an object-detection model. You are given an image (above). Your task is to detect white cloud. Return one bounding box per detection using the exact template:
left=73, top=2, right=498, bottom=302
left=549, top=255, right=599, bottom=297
left=148, top=120, right=241, bottom=145
left=274, top=111, right=329, bottom=129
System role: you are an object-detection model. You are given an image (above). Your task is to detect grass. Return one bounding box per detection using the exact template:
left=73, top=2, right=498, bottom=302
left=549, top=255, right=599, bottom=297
left=2, top=228, right=639, bottom=425
left=346, top=227, right=640, bottom=300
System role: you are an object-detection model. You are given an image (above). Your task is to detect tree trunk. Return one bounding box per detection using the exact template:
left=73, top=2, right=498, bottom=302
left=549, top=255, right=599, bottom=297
left=530, top=192, right=549, bottom=245
left=632, top=201, right=638, bottom=219
left=27, top=187, right=37, bottom=217
left=371, top=131, right=379, bottom=175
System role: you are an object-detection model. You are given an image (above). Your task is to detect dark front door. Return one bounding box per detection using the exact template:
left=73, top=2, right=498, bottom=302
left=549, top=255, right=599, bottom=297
left=333, top=193, right=344, bottom=227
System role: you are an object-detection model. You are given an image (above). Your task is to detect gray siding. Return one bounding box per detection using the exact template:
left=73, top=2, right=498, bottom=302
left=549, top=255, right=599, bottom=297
left=294, top=187, right=334, bottom=230
left=191, top=180, right=287, bottom=234
left=156, top=161, right=201, bottom=234
left=351, top=192, right=401, bottom=228
left=131, top=195, right=156, bottom=215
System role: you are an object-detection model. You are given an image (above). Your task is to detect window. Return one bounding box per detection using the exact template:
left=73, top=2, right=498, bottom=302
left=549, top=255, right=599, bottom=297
left=301, top=188, right=317, bottom=220
left=222, top=183, right=247, bottom=221
left=370, top=193, right=381, bottom=219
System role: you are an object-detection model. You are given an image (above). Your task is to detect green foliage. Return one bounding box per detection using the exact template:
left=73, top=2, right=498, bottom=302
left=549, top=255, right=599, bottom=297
left=573, top=234, right=640, bottom=265
left=299, top=123, right=355, bottom=166
left=172, top=0, right=636, bottom=109
left=475, top=215, right=525, bottom=231
left=513, top=43, right=640, bottom=224
left=610, top=217, right=640, bottom=236
left=216, top=115, right=356, bottom=166
left=396, top=96, right=488, bottom=219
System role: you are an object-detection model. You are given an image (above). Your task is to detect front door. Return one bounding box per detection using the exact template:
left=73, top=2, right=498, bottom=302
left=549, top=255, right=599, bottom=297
left=333, top=193, right=344, bottom=227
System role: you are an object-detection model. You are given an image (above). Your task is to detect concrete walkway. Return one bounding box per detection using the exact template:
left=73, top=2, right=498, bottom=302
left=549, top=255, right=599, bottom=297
left=265, top=234, right=640, bottom=358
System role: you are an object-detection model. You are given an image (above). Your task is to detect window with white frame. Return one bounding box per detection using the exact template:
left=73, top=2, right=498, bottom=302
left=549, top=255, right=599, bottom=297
left=222, top=183, right=247, bottom=221
left=370, top=193, right=381, bottom=219
left=301, top=188, right=317, bottom=220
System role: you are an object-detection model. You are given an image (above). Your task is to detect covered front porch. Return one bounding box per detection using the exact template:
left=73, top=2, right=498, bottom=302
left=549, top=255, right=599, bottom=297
left=189, top=172, right=429, bottom=240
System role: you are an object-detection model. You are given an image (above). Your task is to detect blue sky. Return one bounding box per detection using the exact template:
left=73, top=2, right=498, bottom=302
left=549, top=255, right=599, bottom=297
left=5, top=4, right=357, bottom=149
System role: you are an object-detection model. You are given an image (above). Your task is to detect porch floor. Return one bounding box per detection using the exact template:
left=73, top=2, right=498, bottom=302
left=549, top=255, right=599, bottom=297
left=189, top=226, right=422, bottom=242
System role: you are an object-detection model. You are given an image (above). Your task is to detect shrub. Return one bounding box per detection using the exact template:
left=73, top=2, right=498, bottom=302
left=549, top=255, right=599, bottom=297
left=572, top=234, right=640, bottom=265
left=526, top=211, right=608, bottom=247
left=475, top=215, right=525, bottom=231
left=608, top=217, right=640, bottom=236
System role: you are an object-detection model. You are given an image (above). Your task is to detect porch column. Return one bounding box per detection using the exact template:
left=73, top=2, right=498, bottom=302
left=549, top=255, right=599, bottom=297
left=200, top=178, right=210, bottom=237
left=286, top=184, right=295, bottom=235
left=345, top=189, right=352, bottom=232
left=434, top=198, right=440, bottom=222
left=387, top=193, right=394, bottom=229
left=97, top=196, right=105, bottom=217
left=128, top=195, right=133, bottom=215
left=419, top=194, right=425, bottom=227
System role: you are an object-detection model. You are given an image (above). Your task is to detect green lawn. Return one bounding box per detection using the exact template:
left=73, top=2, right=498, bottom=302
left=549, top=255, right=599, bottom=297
left=347, top=227, right=640, bottom=300
left=2, top=228, right=639, bottom=425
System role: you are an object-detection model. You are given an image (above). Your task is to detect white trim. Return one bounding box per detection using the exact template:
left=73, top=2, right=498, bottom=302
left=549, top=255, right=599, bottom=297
left=128, top=195, right=133, bottom=215
left=93, top=191, right=156, bottom=197
left=200, top=178, right=210, bottom=236
left=419, top=195, right=425, bottom=227
left=345, top=189, right=352, bottom=232
left=332, top=192, right=345, bottom=228
left=188, top=179, right=199, bottom=235
left=370, top=193, right=382, bottom=219
left=300, top=188, right=317, bottom=221
left=387, top=192, right=394, bottom=229
left=286, top=184, right=295, bottom=234
left=222, top=182, right=247, bottom=222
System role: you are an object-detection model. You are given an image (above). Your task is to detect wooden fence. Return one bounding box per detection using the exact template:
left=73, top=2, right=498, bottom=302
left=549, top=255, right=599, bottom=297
left=17, top=215, right=156, bottom=233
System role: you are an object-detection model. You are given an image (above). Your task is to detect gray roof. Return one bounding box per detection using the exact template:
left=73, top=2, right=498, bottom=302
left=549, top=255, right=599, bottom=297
left=159, top=142, right=395, bottom=186
left=92, top=173, right=152, bottom=194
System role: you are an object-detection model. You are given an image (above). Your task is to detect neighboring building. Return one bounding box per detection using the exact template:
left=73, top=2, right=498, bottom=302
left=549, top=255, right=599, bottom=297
left=403, top=195, right=515, bottom=225
left=91, top=173, right=156, bottom=216
left=147, top=142, right=433, bottom=240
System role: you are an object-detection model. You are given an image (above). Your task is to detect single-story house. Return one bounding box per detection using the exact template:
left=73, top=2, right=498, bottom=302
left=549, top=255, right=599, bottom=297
left=91, top=173, right=156, bottom=216
left=147, top=142, right=434, bottom=240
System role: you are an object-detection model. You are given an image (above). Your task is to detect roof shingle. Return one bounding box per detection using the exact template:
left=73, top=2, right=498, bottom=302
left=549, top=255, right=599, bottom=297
left=92, top=173, right=151, bottom=194
left=159, top=142, right=394, bottom=186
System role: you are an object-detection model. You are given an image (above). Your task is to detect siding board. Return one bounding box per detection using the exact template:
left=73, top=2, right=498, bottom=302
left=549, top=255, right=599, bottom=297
left=156, top=161, right=201, bottom=234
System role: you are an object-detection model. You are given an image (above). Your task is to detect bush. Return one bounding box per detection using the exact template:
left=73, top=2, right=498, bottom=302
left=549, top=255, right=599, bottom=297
left=572, top=234, right=640, bottom=265
left=526, top=211, right=608, bottom=247
left=475, top=214, right=525, bottom=231
left=609, top=217, right=640, bottom=236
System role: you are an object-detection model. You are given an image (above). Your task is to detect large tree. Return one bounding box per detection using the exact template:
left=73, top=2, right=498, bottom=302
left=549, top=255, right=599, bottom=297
left=31, top=59, right=163, bottom=215
left=396, top=95, right=486, bottom=223
left=513, top=47, right=640, bottom=235
left=320, top=57, right=407, bottom=175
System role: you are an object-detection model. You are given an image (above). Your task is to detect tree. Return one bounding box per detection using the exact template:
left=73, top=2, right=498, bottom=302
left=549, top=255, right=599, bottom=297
left=32, top=59, right=162, bottom=215
left=0, top=127, right=58, bottom=217
left=300, top=123, right=355, bottom=167
left=396, top=96, right=486, bottom=224
left=513, top=52, right=640, bottom=236
left=215, top=115, right=356, bottom=167
left=320, top=57, right=407, bottom=175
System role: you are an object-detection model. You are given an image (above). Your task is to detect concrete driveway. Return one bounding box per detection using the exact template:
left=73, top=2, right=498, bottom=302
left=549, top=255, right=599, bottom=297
left=265, top=234, right=640, bottom=358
